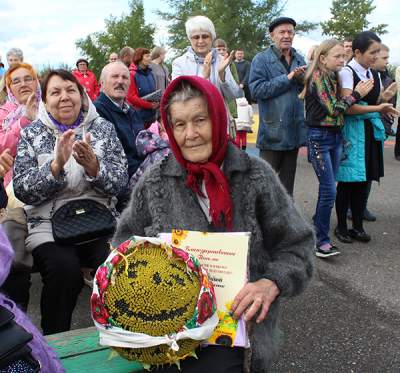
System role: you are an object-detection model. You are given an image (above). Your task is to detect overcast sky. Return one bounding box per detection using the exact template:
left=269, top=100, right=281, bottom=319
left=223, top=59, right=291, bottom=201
left=1, top=0, right=398, bottom=70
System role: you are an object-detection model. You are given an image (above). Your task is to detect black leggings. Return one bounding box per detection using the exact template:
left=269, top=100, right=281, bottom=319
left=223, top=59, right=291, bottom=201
left=336, top=181, right=368, bottom=232
left=32, top=238, right=109, bottom=335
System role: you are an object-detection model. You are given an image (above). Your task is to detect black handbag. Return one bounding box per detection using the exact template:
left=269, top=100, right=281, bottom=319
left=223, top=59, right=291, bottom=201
left=0, top=305, right=40, bottom=372
left=51, top=199, right=116, bottom=245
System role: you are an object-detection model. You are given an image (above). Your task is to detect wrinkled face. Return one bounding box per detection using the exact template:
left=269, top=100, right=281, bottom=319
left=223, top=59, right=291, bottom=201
left=7, top=54, right=22, bottom=68
left=372, top=49, right=389, bottom=72
left=9, top=67, right=37, bottom=105
left=170, top=96, right=213, bottom=164
left=343, top=41, right=353, bottom=59
left=235, top=50, right=244, bottom=61
left=45, top=75, right=82, bottom=125
left=102, top=64, right=130, bottom=102
left=321, top=44, right=346, bottom=72
left=140, top=53, right=152, bottom=67
left=109, top=53, right=118, bottom=63
left=355, top=41, right=381, bottom=68
left=270, top=23, right=295, bottom=51
left=77, top=62, right=88, bottom=73
left=190, top=31, right=212, bottom=58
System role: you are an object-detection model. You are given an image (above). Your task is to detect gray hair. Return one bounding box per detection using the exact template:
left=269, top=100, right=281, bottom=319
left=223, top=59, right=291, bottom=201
left=119, top=46, right=134, bottom=59
left=165, top=81, right=206, bottom=125
left=99, top=61, right=130, bottom=87
left=6, top=48, right=23, bottom=61
left=185, top=16, right=216, bottom=41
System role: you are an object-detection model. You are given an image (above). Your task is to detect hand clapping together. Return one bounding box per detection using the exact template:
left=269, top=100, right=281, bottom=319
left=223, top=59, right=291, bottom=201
left=51, top=130, right=99, bottom=178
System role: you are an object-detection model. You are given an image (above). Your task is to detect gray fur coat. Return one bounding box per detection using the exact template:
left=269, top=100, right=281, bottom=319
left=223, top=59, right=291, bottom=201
left=112, top=143, right=315, bottom=372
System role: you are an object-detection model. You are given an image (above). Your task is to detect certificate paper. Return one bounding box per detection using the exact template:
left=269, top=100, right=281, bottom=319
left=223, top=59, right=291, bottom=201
left=171, top=230, right=250, bottom=347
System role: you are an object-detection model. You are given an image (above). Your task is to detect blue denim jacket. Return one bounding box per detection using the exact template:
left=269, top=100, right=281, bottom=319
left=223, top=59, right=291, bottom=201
left=249, top=46, right=307, bottom=150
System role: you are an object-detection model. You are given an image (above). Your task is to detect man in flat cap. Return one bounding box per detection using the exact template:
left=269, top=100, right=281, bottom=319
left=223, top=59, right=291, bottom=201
left=249, top=17, right=307, bottom=196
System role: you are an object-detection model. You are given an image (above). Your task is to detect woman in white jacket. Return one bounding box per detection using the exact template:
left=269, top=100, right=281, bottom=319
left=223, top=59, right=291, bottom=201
left=172, top=15, right=240, bottom=102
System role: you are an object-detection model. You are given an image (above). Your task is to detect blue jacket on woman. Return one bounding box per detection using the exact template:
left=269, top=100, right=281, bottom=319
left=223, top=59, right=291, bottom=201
left=249, top=46, right=307, bottom=151
left=336, top=111, right=385, bottom=182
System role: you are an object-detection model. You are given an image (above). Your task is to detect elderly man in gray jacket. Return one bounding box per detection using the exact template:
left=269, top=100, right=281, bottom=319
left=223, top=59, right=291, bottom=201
left=249, top=17, right=307, bottom=196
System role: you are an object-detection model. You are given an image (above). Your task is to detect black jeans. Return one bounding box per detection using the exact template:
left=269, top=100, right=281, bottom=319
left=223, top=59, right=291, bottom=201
left=152, top=345, right=244, bottom=373
left=336, top=181, right=368, bottom=232
left=32, top=238, right=109, bottom=335
left=259, top=148, right=299, bottom=196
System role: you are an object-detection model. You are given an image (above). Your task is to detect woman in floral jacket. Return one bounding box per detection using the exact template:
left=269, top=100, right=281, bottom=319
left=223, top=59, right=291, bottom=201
left=13, top=69, right=128, bottom=335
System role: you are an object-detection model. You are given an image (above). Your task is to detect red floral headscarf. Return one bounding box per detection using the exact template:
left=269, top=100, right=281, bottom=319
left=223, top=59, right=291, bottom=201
left=160, top=76, right=233, bottom=230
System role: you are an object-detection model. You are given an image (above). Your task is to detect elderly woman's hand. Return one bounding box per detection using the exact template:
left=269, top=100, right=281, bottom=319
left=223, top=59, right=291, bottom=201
left=72, top=132, right=99, bottom=178
left=231, top=278, right=280, bottom=324
left=0, top=149, right=14, bottom=178
left=202, top=52, right=213, bottom=80
left=51, top=130, right=75, bottom=177
left=218, top=50, right=235, bottom=82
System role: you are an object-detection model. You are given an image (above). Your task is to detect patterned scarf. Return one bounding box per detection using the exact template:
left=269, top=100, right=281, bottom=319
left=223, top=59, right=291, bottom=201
left=187, top=47, right=219, bottom=87
left=161, top=76, right=233, bottom=230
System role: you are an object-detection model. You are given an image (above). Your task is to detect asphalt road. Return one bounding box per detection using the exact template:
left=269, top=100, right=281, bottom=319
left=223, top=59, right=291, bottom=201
left=27, top=139, right=400, bottom=372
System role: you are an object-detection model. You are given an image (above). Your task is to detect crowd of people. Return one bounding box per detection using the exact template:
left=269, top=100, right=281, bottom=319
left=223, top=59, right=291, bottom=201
left=0, top=13, right=398, bottom=372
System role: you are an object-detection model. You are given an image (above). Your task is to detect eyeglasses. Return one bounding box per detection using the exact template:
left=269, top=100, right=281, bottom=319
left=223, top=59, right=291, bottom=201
left=191, top=34, right=211, bottom=40
left=10, top=76, right=34, bottom=86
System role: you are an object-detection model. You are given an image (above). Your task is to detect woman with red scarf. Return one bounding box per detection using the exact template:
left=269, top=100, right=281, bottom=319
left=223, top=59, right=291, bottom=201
left=113, top=76, right=315, bottom=372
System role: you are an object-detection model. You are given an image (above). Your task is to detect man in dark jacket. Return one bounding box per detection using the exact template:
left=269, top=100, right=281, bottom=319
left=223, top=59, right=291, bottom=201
left=234, top=49, right=252, bottom=103
left=249, top=17, right=307, bottom=196
left=95, top=61, right=145, bottom=179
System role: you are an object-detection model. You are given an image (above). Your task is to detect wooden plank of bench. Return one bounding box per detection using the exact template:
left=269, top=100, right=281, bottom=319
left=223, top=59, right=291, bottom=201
left=46, top=326, right=143, bottom=372
left=55, top=349, right=143, bottom=372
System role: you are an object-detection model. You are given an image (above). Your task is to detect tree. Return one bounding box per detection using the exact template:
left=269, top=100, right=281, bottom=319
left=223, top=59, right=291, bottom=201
left=158, top=0, right=317, bottom=60
left=75, top=0, right=155, bottom=77
left=321, top=0, right=387, bottom=40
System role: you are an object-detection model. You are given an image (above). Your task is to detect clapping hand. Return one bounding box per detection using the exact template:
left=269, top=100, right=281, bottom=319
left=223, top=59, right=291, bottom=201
left=218, top=50, right=235, bottom=82
left=72, top=132, right=99, bottom=178
left=202, top=52, right=213, bottom=80
left=0, top=149, right=14, bottom=178
left=25, top=92, right=38, bottom=121
left=381, top=82, right=397, bottom=102
left=377, top=103, right=400, bottom=120
left=288, top=65, right=307, bottom=80
left=51, top=130, right=75, bottom=177
left=231, top=278, right=280, bottom=324
left=354, top=79, right=374, bottom=98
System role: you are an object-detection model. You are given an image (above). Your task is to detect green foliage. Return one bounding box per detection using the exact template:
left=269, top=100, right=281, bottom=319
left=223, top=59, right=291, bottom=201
left=37, top=63, right=73, bottom=80
left=157, top=0, right=317, bottom=61
left=321, top=0, right=387, bottom=40
left=75, top=0, right=155, bottom=77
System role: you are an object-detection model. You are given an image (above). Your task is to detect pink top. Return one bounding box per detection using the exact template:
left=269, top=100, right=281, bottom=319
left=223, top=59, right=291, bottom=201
left=0, top=101, right=32, bottom=186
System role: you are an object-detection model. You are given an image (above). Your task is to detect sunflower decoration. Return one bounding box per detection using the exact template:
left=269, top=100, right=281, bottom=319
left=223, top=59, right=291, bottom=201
left=171, top=229, right=188, bottom=247
left=91, top=236, right=218, bottom=370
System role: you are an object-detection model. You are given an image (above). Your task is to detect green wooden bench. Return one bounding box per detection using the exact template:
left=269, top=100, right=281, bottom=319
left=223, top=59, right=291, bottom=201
left=46, top=326, right=144, bottom=372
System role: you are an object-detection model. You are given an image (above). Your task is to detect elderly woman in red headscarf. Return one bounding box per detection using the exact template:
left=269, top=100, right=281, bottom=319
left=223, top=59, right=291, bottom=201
left=113, top=76, right=315, bottom=372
